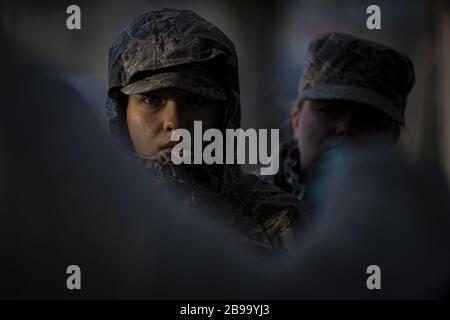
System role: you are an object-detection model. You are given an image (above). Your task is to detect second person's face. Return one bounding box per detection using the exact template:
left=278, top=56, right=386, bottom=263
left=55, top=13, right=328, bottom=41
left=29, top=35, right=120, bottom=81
left=126, top=87, right=224, bottom=158
left=292, top=99, right=399, bottom=176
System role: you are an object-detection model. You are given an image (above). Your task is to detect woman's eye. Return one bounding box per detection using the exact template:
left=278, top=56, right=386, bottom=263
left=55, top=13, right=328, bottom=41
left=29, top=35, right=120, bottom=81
left=187, top=95, right=206, bottom=108
left=142, top=95, right=164, bottom=107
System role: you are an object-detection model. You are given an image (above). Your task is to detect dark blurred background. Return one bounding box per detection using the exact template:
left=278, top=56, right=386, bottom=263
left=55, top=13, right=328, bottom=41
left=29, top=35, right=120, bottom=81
left=1, top=0, right=450, bottom=175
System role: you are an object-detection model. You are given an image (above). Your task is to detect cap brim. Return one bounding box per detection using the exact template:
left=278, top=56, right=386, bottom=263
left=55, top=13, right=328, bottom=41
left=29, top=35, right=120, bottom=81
left=301, top=84, right=404, bottom=125
left=120, top=69, right=226, bottom=100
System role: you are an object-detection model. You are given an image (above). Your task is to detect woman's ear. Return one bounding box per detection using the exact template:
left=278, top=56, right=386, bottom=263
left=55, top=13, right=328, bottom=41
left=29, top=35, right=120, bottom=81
left=291, top=103, right=302, bottom=139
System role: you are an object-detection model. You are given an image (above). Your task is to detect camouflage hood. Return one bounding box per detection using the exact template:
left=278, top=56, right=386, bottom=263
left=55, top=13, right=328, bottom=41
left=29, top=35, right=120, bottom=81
left=106, top=8, right=247, bottom=201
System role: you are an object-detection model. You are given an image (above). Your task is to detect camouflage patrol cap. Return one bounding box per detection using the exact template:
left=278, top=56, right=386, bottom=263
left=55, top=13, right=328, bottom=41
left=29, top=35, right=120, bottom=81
left=298, top=32, right=415, bottom=125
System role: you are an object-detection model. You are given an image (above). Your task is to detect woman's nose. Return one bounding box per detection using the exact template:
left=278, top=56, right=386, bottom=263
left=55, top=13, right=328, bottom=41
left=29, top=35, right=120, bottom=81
left=162, top=100, right=181, bottom=132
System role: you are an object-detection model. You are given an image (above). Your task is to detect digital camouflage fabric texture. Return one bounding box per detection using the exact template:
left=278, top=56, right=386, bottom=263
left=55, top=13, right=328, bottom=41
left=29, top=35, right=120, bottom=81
left=106, top=9, right=309, bottom=253
left=299, top=32, right=415, bottom=125
left=269, top=33, right=415, bottom=205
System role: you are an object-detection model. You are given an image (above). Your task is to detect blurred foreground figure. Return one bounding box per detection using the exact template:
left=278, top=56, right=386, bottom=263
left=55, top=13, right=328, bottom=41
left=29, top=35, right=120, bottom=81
left=275, top=138, right=450, bottom=299
left=0, top=60, right=263, bottom=298
left=1, top=39, right=448, bottom=300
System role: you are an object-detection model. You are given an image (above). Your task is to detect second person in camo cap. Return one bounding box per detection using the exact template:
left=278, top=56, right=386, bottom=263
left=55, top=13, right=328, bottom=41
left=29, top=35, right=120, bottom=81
left=268, top=32, right=415, bottom=208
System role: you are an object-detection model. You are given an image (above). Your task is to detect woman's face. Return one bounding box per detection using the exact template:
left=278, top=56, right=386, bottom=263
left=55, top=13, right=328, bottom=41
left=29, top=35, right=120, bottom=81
left=292, top=99, right=399, bottom=176
left=126, top=87, right=224, bottom=158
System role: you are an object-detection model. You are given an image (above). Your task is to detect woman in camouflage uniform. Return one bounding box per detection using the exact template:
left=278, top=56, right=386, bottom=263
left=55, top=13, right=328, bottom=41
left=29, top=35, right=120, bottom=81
left=106, top=9, right=308, bottom=254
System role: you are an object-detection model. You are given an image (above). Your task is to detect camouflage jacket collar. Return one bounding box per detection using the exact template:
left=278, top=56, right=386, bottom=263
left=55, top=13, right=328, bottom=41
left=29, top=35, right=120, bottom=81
left=135, top=153, right=223, bottom=194
left=279, top=139, right=305, bottom=201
